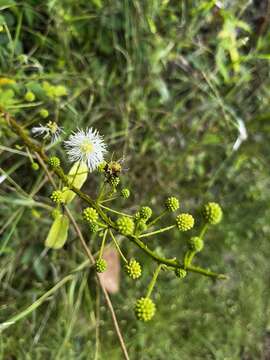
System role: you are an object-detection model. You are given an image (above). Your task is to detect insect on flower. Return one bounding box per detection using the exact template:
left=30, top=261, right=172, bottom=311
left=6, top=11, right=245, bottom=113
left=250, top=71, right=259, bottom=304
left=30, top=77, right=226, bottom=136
left=64, top=128, right=107, bottom=172
left=32, top=121, right=63, bottom=143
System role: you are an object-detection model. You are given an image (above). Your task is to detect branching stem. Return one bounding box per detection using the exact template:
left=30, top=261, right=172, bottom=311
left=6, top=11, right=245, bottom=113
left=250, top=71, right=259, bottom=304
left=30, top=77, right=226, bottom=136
left=139, top=224, right=175, bottom=238
left=4, top=111, right=228, bottom=281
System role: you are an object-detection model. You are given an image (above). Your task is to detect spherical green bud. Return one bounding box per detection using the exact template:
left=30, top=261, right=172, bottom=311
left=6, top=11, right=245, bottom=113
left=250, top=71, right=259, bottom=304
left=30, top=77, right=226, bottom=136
left=39, top=108, right=49, bottom=119
left=188, top=236, right=204, bottom=252
left=116, top=216, right=135, bottom=236
left=31, top=162, right=39, bottom=171
left=175, top=268, right=187, bottom=279
left=54, top=85, right=67, bottom=97
left=51, top=208, right=61, bottom=219
left=50, top=190, right=64, bottom=204
left=203, top=202, right=223, bottom=225
left=83, top=207, right=99, bottom=223
left=95, top=258, right=107, bottom=273
left=134, top=212, right=141, bottom=221
left=125, top=259, right=142, bottom=279
left=48, top=156, right=61, bottom=168
left=140, top=206, right=152, bottom=221
left=25, top=91, right=35, bottom=102
left=109, top=176, right=120, bottom=188
left=135, top=297, right=156, bottom=321
left=121, top=188, right=130, bottom=199
left=136, top=219, right=147, bottom=233
left=165, top=196, right=179, bottom=212
left=97, top=161, right=107, bottom=173
left=89, top=222, right=99, bottom=233
left=176, top=213, right=194, bottom=231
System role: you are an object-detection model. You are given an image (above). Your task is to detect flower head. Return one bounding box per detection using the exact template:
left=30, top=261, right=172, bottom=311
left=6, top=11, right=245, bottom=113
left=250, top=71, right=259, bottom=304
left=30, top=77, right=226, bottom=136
left=188, top=236, right=204, bottom=252
left=121, top=188, right=130, bottom=199
left=135, top=297, right=156, bottom=321
left=50, top=190, right=64, bottom=204
left=82, top=207, right=99, bottom=223
left=64, top=128, right=107, bottom=172
left=125, top=259, right=142, bottom=279
left=116, top=216, right=135, bottom=236
left=32, top=121, right=63, bottom=143
left=95, top=258, right=107, bottom=273
left=139, top=206, right=152, bottom=221
left=165, top=196, right=179, bottom=212
left=175, top=268, right=187, bottom=279
left=176, top=213, right=194, bottom=231
left=203, top=202, right=222, bottom=225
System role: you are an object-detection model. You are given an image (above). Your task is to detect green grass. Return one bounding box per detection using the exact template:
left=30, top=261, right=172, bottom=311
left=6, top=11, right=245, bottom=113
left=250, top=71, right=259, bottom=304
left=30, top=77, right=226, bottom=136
left=1, top=0, right=270, bottom=359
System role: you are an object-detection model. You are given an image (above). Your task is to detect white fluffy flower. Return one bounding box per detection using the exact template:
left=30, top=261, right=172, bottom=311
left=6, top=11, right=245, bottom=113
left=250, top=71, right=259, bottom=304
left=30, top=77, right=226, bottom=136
left=32, top=121, right=63, bottom=143
left=64, top=128, right=107, bottom=172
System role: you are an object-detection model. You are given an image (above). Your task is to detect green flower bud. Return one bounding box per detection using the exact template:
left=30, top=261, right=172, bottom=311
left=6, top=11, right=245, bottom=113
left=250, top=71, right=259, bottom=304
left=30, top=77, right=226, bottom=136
left=125, top=259, right=142, bottom=279
left=48, top=156, right=61, bottom=168
left=83, top=207, right=99, bottom=223
left=175, top=268, right=187, bottom=279
left=25, top=91, right=35, bottom=102
left=136, top=219, right=147, bottom=233
left=121, top=188, right=130, bottom=199
left=39, top=108, right=49, bottom=119
left=50, top=190, right=64, bottom=204
left=95, top=258, right=107, bottom=273
left=135, top=297, right=156, bottom=321
left=89, top=222, right=99, bottom=233
left=140, top=206, right=152, bottom=221
left=51, top=208, right=61, bottom=219
left=109, top=176, right=120, bottom=188
left=176, top=213, right=194, bottom=231
left=97, top=161, right=107, bottom=173
left=203, top=202, right=223, bottom=225
left=134, top=212, right=141, bottom=221
left=31, top=162, right=39, bottom=171
left=188, top=236, right=204, bottom=252
left=116, top=216, right=135, bottom=236
left=54, top=85, right=67, bottom=97
left=165, top=196, right=179, bottom=212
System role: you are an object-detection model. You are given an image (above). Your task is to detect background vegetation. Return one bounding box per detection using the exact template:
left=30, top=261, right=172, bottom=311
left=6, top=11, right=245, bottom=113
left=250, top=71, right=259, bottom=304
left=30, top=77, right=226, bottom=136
left=1, top=0, right=270, bottom=359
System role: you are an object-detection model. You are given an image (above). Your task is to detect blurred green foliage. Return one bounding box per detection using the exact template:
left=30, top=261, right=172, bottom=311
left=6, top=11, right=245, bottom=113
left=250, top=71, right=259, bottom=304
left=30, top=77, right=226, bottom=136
left=1, top=0, right=270, bottom=359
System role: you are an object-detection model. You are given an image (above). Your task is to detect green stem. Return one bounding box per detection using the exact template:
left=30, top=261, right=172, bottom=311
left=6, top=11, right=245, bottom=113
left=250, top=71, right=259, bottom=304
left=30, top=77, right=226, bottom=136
left=0, top=274, right=74, bottom=331
left=99, top=204, right=132, bottom=218
left=98, top=229, right=108, bottom=260
left=109, top=229, right=128, bottom=263
left=187, top=265, right=229, bottom=280
left=139, top=224, right=175, bottom=238
left=199, top=224, right=208, bottom=239
left=96, top=221, right=107, bottom=228
left=5, top=113, right=228, bottom=281
left=100, top=197, right=118, bottom=203
left=146, top=264, right=162, bottom=298
left=97, top=181, right=106, bottom=202
left=184, top=250, right=196, bottom=268
left=148, top=210, right=167, bottom=227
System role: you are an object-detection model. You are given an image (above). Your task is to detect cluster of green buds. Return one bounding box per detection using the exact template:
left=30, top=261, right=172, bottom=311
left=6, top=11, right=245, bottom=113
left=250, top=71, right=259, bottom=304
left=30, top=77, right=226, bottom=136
left=75, top=160, right=225, bottom=321
left=50, top=190, right=64, bottom=204
left=42, top=149, right=226, bottom=323
left=125, top=259, right=142, bottom=279
left=5, top=111, right=228, bottom=329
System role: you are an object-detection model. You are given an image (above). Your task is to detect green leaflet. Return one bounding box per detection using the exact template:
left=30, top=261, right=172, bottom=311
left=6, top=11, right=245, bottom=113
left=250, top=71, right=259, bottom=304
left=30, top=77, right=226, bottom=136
left=62, top=161, right=88, bottom=204
left=45, top=214, right=69, bottom=249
